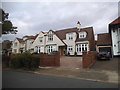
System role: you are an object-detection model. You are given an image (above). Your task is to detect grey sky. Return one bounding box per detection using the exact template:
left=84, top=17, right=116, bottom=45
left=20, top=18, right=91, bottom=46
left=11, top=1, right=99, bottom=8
left=1, top=1, right=119, bottom=41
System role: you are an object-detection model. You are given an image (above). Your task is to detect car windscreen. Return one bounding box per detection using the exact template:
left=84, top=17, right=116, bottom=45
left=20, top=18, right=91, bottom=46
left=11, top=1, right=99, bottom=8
left=99, top=52, right=108, bottom=54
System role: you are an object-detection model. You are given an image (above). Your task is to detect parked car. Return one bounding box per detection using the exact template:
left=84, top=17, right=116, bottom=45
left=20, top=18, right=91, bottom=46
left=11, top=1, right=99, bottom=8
left=97, top=51, right=110, bottom=60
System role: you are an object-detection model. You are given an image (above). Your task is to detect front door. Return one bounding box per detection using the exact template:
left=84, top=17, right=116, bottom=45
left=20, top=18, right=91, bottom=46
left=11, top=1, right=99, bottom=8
left=59, top=46, right=65, bottom=56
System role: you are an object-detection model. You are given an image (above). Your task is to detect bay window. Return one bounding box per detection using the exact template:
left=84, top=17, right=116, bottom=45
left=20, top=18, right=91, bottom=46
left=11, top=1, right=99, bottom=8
left=76, top=43, right=88, bottom=52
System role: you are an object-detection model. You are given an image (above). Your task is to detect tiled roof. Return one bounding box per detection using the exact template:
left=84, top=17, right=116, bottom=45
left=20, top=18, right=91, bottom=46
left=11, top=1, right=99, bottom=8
left=109, top=17, right=120, bottom=25
left=23, top=34, right=38, bottom=40
left=16, top=38, right=25, bottom=43
left=97, top=33, right=112, bottom=46
left=75, top=27, right=94, bottom=42
left=55, top=27, right=78, bottom=40
left=55, top=27, right=94, bottom=42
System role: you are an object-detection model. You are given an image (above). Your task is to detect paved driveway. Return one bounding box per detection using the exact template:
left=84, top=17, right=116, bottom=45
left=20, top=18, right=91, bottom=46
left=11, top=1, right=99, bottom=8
left=91, top=57, right=118, bottom=72
left=59, top=56, right=82, bottom=70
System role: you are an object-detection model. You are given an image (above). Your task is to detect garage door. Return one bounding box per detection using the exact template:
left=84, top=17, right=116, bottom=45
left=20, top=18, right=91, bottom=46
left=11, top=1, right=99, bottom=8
left=99, top=47, right=112, bottom=57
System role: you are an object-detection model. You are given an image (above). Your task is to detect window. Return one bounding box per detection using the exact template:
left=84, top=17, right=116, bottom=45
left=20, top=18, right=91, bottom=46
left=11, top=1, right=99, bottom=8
left=35, top=46, right=38, bottom=53
left=14, top=42, right=17, bottom=47
left=48, top=33, right=53, bottom=41
left=35, top=46, right=44, bottom=53
left=117, top=28, right=120, bottom=36
left=76, top=44, right=81, bottom=52
left=39, top=37, right=43, bottom=42
left=14, top=49, right=17, bottom=53
left=67, top=33, right=73, bottom=40
left=79, top=32, right=87, bottom=38
left=30, top=41, right=33, bottom=44
left=68, top=46, right=73, bottom=52
left=85, top=44, right=87, bottom=51
left=76, top=43, right=88, bottom=52
left=47, top=46, right=54, bottom=53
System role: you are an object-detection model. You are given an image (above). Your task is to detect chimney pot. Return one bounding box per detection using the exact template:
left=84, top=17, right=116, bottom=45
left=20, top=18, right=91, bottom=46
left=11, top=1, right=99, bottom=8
left=77, top=21, right=81, bottom=31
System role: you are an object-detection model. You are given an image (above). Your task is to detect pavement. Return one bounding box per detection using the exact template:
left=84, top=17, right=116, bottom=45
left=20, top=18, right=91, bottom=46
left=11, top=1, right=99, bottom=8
left=3, top=56, right=119, bottom=84
left=33, top=56, right=118, bottom=84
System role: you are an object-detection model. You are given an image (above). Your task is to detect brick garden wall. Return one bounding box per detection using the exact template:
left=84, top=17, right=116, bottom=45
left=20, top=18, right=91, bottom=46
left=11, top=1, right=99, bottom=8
left=33, top=52, right=60, bottom=66
left=82, top=51, right=97, bottom=68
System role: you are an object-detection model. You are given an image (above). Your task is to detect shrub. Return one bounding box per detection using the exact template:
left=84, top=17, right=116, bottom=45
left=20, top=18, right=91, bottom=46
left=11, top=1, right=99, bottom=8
left=10, top=55, right=22, bottom=68
left=10, top=52, right=40, bottom=70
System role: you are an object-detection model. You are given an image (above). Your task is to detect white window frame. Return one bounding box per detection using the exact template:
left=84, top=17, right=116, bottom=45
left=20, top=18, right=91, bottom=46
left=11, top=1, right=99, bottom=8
left=14, top=42, right=17, bottom=47
left=14, top=49, right=17, bottom=53
left=39, top=37, right=43, bottom=42
left=67, top=33, right=73, bottom=40
left=67, top=46, right=73, bottom=52
left=76, top=43, right=88, bottom=52
left=47, top=45, right=54, bottom=53
left=48, top=32, right=53, bottom=41
left=79, top=32, right=86, bottom=38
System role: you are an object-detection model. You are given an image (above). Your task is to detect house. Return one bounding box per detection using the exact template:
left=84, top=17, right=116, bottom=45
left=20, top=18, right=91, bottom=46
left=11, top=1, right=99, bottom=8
left=31, top=31, right=66, bottom=55
left=109, top=17, right=120, bottom=56
left=96, top=33, right=112, bottom=57
left=23, top=35, right=38, bottom=53
left=31, top=22, right=95, bottom=56
left=12, top=35, right=37, bottom=54
left=12, top=38, right=25, bottom=53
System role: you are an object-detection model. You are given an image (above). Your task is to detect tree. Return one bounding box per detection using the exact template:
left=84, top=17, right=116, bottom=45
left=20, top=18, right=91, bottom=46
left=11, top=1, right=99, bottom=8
left=0, top=8, right=17, bottom=34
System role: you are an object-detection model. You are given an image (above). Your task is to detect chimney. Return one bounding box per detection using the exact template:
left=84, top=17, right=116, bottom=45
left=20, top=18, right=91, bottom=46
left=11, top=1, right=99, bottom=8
left=77, top=21, right=81, bottom=31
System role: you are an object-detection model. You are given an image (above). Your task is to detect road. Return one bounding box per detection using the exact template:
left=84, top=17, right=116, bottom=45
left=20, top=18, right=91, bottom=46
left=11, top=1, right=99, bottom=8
left=2, top=70, right=118, bottom=88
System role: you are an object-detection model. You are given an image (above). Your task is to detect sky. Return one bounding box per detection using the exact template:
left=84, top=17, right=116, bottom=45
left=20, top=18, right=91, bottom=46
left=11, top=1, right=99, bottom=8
left=1, top=0, right=119, bottom=41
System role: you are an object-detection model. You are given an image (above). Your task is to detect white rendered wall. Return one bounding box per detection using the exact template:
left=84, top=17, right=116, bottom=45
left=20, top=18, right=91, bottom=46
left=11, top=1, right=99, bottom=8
left=111, top=28, right=120, bottom=56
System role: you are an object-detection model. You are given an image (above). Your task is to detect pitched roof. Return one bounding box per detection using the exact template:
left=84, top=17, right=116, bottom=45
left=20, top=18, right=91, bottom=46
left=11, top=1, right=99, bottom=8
left=55, top=27, right=94, bottom=42
left=97, top=33, right=112, bottom=46
left=109, top=17, right=120, bottom=25
left=75, top=27, right=94, bottom=42
left=55, top=27, right=78, bottom=40
left=16, top=38, right=25, bottom=43
left=23, top=34, right=38, bottom=40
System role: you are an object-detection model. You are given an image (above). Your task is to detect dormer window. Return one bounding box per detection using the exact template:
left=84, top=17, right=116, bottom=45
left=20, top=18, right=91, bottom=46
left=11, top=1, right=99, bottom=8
left=48, top=31, right=53, bottom=41
left=79, top=32, right=87, bottom=38
left=67, top=33, right=73, bottom=40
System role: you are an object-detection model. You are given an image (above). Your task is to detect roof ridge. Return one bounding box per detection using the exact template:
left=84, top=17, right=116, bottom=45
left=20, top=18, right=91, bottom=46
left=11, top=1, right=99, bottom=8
left=55, top=26, right=93, bottom=32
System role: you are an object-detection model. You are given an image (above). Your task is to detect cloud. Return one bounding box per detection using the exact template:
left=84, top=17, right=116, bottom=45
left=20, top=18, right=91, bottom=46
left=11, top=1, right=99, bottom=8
left=2, top=2, right=118, bottom=41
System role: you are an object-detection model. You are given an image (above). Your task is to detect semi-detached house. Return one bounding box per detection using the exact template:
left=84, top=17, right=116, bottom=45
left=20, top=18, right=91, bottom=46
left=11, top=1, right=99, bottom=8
left=31, top=22, right=96, bottom=55
left=12, top=35, right=38, bottom=54
left=12, top=22, right=96, bottom=55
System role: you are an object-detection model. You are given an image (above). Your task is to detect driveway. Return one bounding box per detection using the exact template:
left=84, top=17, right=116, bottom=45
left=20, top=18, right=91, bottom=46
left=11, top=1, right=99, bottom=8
left=59, top=56, right=82, bottom=70
left=90, top=57, right=118, bottom=72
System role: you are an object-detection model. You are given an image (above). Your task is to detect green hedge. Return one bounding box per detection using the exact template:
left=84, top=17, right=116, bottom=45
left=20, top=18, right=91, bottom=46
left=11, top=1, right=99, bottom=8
left=10, top=52, right=39, bottom=70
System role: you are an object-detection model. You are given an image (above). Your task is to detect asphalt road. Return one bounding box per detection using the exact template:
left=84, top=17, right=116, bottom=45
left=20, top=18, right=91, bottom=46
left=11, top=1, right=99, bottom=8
left=2, top=70, right=118, bottom=88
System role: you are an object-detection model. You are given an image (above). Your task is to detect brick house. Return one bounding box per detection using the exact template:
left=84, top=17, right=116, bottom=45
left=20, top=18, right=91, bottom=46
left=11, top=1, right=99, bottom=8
left=109, top=17, right=120, bottom=56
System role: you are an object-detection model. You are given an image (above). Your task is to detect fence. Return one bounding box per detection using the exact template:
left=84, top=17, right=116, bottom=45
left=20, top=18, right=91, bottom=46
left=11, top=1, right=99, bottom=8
left=32, top=52, right=60, bottom=66
left=82, top=51, right=97, bottom=68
